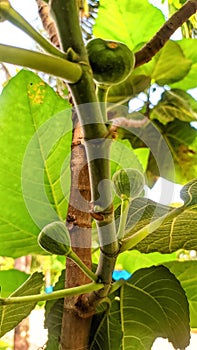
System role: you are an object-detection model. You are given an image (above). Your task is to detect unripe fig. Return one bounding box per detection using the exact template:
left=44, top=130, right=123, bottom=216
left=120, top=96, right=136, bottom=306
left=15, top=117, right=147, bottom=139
left=38, top=221, right=71, bottom=256
left=86, top=38, right=135, bottom=86
left=112, top=168, right=145, bottom=200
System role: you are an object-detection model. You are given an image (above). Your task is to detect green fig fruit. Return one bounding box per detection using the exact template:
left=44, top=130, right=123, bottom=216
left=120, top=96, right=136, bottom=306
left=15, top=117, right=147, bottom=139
left=112, top=168, right=145, bottom=200
left=38, top=221, right=71, bottom=256
left=86, top=38, right=135, bottom=86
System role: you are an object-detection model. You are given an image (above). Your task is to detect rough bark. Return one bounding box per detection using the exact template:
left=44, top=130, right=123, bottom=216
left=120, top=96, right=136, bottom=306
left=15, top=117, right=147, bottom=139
left=35, top=0, right=60, bottom=48
left=60, top=113, right=92, bottom=350
left=35, top=3, right=93, bottom=349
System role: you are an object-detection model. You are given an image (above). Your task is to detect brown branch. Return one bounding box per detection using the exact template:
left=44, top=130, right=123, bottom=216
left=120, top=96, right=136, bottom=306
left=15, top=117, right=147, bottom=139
left=134, top=0, right=197, bottom=68
left=35, top=0, right=60, bottom=48
left=0, top=63, right=11, bottom=80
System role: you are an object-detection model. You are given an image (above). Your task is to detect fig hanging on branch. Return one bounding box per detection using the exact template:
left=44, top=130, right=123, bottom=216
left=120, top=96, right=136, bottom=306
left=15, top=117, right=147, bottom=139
left=38, top=221, right=72, bottom=256
left=112, top=168, right=145, bottom=200
left=38, top=221, right=98, bottom=282
left=86, top=38, right=135, bottom=87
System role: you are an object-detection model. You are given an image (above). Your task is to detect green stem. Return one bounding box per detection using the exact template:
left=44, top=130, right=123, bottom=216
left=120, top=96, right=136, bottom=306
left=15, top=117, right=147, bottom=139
left=0, top=1, right=66, bottom=58
left=51, top=0, right=119, bottom=299
left=50, top=0, right=87, bottom=56
left=0, top=44, right=82, bottom=83
left=0, top=282, right=104, bottom=305
left=117, top=197, right=130, bottom=240
left=120, top=205, right=185, bottom=252
left=68, top=250, right=98, bottom=282
left=109, top=280, right=124, bottom=294
left=96, top=85, right=110, bottom=122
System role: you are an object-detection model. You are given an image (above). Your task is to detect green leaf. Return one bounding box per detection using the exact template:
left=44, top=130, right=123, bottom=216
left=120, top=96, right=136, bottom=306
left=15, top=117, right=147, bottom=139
left=117, top=253, right=197, bottom=329
left=152, top=41, right=192, bottom=85
left=0, top=70, right=72, bottom=258
left=133, top=148, right=150, bottom=173
left=147, top=119, right=197, bottom=184
left=151, top=89, right=197, bottom=124
left=165, top=261, right=197, bottom=329
left=0, top=269, right=29, bottom=297
left=108, top=74, right=151, bottom=104
left=90, top=290, right=122, bottom=350
left=171, top=39, right=197, bottom=90
left=93, top=0, right=165, bottom=50
left=110, top=139, right=145, bottom=176
left=90, top=266, right=190, bottom=350
left=180, top=178, right=197, bottom=206
left=0, top=272, right=44, bottom=337
left=45, top=270, right=65, bottom=350
left=116, top=250, right=177, bottom=274
left=177, top=39, right=197, bottom=64
left=171, top=63, right=197, bottom=91
left=121, top=178, right=197, bottom=253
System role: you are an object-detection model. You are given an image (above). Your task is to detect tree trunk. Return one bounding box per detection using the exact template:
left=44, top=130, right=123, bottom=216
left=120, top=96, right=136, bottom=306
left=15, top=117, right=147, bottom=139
left=60, top=114, right=92, bottom=350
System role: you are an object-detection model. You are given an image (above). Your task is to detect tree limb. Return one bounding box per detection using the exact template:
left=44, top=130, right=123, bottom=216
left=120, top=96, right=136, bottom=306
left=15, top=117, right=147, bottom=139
left=35, top=0, right=60, bottom=48
left=134, top=0, right=197, bottom=68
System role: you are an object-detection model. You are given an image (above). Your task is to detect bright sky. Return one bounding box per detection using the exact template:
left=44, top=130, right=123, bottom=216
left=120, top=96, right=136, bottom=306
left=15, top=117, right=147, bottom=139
left=0, top=0, right=39, bottom=48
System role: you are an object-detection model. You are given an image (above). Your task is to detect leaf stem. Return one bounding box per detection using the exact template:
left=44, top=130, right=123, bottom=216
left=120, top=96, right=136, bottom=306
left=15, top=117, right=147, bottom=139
left=0, top=282, right=104, bottom=305
left=109, top=280, right=124, bottom=294
left=117, top=197, right=130, bottom=240
left=96, top=85, right=110, bottom=122
left=0, top=44, right=82, bottom=83
left=68, top=251, right=98, bottom=282
left=0, top=1, right=66, bottom=58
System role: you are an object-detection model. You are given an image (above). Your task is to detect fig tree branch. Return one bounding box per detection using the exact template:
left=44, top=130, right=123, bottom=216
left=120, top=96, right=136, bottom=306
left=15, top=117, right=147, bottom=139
left=135, top=0, right=197, bottom=68
left=35, top=0, right=60, bottom=48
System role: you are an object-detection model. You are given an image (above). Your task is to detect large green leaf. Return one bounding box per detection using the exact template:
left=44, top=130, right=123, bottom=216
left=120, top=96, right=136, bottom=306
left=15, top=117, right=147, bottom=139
left=93, top=0, right=165, bottom=50
left=165, top=261, right=197, bottom=329
left=180, top=177, right=197, bottom=206
left=90, top=265, right=190, bottom=350
left=0, top=70, right=72, bottom=257
left=116, top=250, right=177, bottom=274
left=0, top=269, right=29, bottom=297
left=131, top=40, right=192, bottom=87
left=116, top=252, right=197, bottom=328
left=110, top=139, right=145, bottom=176
left=151, top=41, right=192, bottom=85
left=147, top=119, right=197, bottom=184
left=0, top=272, right=44, bottom=337
left=171, top=39, right=197, bottom=90
left=120, top=179, right=197, bottom=253
left=151, top=89, right=197, bottom=124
